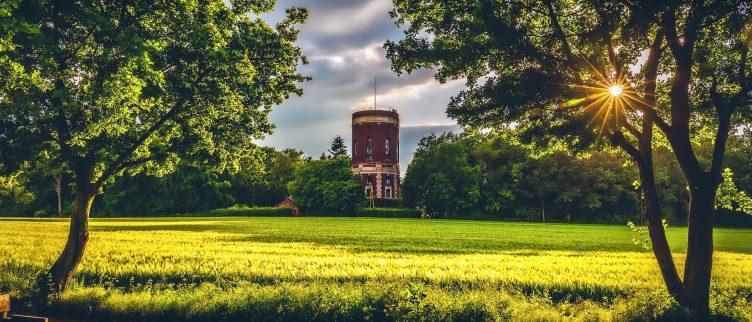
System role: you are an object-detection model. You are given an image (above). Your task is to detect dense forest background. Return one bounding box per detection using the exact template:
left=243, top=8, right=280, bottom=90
left=2, top=128, right=751, bottom=225
left=402, top=129, right=752, bottom=225
left=0, top=147, right=305, bottom=216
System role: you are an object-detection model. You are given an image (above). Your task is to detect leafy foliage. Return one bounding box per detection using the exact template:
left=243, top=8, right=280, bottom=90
left=288, top=157, right=362, bottom=212
left=403, top=133, right=480, bottom=217
left=716, top=168, right=752, bottom=215
left=0, top=172, right=35, bottom=215
left=205, top=205, right=292, bottom=217
left=0, top=0, right=309, bottom=190
left=403, top=129, right=752, bottom=223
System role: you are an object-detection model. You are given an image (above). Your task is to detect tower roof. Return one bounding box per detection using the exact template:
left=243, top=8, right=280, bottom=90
left=352, top=109, right=399, bottom=119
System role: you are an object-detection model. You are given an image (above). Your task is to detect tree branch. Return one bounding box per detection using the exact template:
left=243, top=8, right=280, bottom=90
left=660, top=6, right=685, bottom=61
left=542, top=0, right=575, bottom=63
left=609, top=130, right=641, bottom=162
left=95, top=98, right=185, bottom=187
left=710, top=107, right=732, bottom=185
left=95, top=66, right=210, bottom=187
left=621, top=117, right=642, bottom=140
left=607, top=38, right=625, bottom=80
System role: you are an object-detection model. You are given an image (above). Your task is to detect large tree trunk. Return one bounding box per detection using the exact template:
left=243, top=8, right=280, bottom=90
left=41, top=182, right=97, bottom=295
left=682, top=182, right=716, bottom=317
left=637, top=160, right=685, bottom=299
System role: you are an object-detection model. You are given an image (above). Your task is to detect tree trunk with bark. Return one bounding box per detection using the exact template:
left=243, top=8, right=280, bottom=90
left=540, top=198, right=545, bottom=223
left=682, top=181, right=716, bottom=317
left=52, top=173, right=62, bottom=218
left=637, top=158, right=685, bottom=299
left=39, top=180, right=97, bottom=296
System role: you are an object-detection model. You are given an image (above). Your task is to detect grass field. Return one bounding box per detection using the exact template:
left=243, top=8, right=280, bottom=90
left=1, top=217, right=751, bottom=321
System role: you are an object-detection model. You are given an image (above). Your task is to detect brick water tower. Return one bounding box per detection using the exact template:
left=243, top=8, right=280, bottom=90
left=351, top=109, right=400, bottom=199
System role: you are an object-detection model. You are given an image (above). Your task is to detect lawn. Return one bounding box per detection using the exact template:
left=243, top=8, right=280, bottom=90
left=1, top=217, right=751, bottom=321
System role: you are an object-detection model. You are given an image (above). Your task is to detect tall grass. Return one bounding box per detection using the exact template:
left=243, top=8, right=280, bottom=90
left=1, top=217, right=751, bottom=321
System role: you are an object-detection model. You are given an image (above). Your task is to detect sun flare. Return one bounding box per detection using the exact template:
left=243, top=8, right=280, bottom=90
left=609, top=85, right=623, bottom=96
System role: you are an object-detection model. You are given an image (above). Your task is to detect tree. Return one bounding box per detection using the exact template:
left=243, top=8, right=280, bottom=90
left=0, top=171, right=35, bottom=216
left=0, top=0, right=308, bottom=293
left=386, top=0, right=750, bottom=315
left=288, top=157, right=362, bottom=212
left=328, top=135, right=349, bottom=158
left=228, top=146, right=306, bottom=207
left=402, top=133, right=480, bottom=217
left=99, top=165, right=237, bottom=216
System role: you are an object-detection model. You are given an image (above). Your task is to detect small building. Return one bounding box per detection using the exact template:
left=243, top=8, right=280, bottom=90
left=276, top=197, right=301, bottom=216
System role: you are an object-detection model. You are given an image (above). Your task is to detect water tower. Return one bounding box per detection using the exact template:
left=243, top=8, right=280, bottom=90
left=351, top=109, right=400, bottom=199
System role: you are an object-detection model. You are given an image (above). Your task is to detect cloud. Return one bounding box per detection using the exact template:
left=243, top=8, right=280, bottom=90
left=258, top=0, right=466, bottom=166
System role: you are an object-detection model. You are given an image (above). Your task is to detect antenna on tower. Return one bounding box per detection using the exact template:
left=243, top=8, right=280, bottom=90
left=373, top=76, right=377, bottom=109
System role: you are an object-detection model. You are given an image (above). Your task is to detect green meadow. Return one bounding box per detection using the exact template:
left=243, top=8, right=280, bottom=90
left=2, top=217, right=751, bottom=321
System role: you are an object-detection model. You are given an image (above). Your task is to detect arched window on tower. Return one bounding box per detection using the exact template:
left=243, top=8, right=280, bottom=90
left=353, top=140, right=357, bottom=157
left=366, top=137, right=373, bottom=159
left=385, top=138, right=391, bottom=159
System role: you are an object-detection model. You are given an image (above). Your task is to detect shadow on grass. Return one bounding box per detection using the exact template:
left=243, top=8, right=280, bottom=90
left=88, top=221, right=648, bottom=255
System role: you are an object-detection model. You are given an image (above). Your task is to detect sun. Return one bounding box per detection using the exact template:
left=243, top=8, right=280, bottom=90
left=609, top=85, right=623, bottom=96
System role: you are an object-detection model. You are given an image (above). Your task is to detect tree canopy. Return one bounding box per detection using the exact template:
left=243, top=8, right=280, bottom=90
left=1, top=0, right=309, bottom=184
left=386, top=0, right=751, bottom=315
left=0, top=0, right=309, bottom=292
left=288, top=157, right=362, bottom=213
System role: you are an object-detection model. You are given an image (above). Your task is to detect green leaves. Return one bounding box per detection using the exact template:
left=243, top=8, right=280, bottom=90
left=716, top=168, right=752, bottom=215
left=0, top=0, right=308, bottom=189
left=288, top=157, right=362, bottom=212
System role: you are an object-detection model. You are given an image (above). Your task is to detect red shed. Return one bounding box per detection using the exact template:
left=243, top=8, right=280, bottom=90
left=276, top=197, right=301, bottom=216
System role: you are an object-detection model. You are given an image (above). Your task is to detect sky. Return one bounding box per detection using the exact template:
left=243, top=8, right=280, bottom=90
left=259, top=0, right=462, bottom=165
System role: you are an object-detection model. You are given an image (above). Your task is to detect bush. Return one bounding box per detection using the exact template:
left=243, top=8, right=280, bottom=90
left=204, top=206, right=292, bottom=217
left=355, top=208, right=421, bottom=218
left=715, top=209, right=752, bottom=228
left=372, top=198, right=404, bottom=209
left=301, top=208, right=421, bottom=218
left=288, top=157, right=362, bottom=212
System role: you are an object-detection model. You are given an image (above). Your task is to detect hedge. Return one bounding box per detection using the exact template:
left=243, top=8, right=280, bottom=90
left=204, top=206, right=292, bottom=217
left=372, top=198, right=404, bottom=209
left=355, top=207, right=421, bottom=218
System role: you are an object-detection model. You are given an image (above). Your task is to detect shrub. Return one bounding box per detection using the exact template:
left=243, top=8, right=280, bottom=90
left=373, top=198, right=404, bottom=209
left=204, top=206, right=292, bottom=217
left=288, top=157, right=362, bottom=212
left=355, top=208, right=421, bottom=218
left=301, top=208, right=420, bottom=218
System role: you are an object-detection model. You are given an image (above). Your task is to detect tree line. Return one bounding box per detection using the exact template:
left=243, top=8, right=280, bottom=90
left=0, top=146, right=306, bottom=217
left=403, top=129, right=752, bottom=224
left=0, top=136, right=368, bottom=217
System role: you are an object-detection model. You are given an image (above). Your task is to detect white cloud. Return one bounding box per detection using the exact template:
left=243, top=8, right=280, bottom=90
left=306, top=0, right=392, bottom=37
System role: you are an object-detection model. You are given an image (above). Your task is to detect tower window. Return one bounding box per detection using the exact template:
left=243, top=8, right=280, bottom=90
left=353, top=140, right=357, bottom=157
left=366, top=137, right=373, bottom=159
left=385, top=138, right=391, bottom=159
